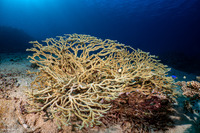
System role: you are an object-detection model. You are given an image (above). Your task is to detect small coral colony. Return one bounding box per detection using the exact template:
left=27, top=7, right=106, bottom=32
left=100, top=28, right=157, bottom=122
left=25, top=34, right=199, bottom=132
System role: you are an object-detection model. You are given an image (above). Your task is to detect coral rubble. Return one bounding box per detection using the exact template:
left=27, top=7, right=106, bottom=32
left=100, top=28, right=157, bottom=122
left=175, top=81, right=200, bottom=131
left=0, top=73, right=18, bottom=99
left=26, top=34, right=175, bottom=130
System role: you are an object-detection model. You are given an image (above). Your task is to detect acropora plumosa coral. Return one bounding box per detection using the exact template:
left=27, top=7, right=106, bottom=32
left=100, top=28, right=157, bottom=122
left=26, top=34, right=175, bottom=130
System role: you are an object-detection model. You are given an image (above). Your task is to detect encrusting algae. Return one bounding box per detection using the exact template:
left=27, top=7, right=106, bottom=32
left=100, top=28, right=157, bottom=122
left=26, top=34, right=175, bottom=130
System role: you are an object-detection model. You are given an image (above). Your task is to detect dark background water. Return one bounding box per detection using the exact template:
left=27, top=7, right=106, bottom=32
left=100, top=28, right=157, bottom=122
left=0, top=0, right=200, bottom=74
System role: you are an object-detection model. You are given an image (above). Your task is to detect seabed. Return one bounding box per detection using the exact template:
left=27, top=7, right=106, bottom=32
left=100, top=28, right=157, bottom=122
left=0, top=52, right=199, bottom=133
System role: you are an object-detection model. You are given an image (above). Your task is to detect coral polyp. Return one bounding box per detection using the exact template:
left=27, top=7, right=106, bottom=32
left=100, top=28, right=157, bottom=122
left=26, top=34, right=175, bottom=129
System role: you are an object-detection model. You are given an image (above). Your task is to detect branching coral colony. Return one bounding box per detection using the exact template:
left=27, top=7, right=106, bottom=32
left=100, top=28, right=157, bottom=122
left=26, top=34, right=175, bottom=130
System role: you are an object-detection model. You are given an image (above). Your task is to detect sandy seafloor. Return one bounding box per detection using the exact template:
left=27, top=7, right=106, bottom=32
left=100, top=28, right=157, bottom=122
left=0, top=52, right=199, bottom=133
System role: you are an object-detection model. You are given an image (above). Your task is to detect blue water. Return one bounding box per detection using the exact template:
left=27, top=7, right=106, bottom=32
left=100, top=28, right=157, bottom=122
left=0, top=0, right=200, bottom=71
left=0, top=0, right=200, bottom=132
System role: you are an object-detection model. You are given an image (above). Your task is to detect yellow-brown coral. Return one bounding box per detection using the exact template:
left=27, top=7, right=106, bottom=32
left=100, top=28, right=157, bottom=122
left=26, top=34, right=174, bottom=129
left=176, top=81, right=200, bottom=98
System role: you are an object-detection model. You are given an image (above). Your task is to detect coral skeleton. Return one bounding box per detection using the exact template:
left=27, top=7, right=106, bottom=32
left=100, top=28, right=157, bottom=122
left=26, top=34, right=174, bottom=129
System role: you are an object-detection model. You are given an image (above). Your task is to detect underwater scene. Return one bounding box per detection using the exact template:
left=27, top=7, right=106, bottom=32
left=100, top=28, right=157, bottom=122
left=0, top=0, right=200, bottom=133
